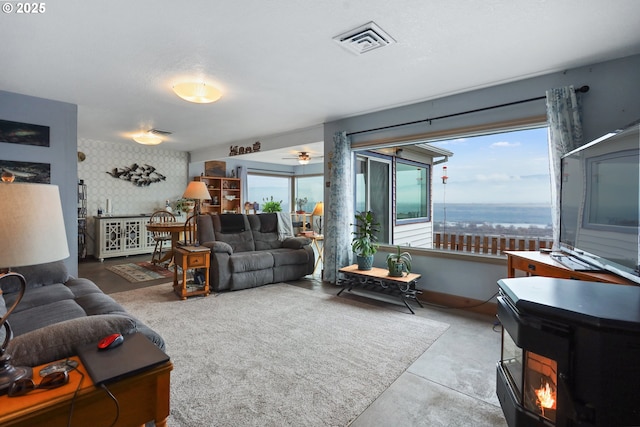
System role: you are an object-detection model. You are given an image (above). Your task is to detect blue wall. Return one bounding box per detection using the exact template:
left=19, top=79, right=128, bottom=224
left=0, top=91, right=78, bottom=276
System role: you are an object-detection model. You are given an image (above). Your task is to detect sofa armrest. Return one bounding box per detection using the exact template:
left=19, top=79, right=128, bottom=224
left=203, top=241, right=233, bottom=255
left=281, top=237, right=311, bottom=249
left=7, top=314, right=138, bottom=367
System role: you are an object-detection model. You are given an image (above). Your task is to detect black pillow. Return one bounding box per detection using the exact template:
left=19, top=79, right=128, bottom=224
left=259, top=213, right=278, bottom=233
left=219, top=214, right=246, bottom=233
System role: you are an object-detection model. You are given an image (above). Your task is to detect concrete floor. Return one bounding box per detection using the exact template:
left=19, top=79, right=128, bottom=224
left=79, top=254, right=508, bottom=427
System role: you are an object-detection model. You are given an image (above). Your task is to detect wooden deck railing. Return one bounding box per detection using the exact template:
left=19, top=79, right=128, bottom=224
left=433, top=232, right=553, bottom=256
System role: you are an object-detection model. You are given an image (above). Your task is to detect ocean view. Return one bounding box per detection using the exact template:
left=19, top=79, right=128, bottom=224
left=432, top=203, right=552, bottom=228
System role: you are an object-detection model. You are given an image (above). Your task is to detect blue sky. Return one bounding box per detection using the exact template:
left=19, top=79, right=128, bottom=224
left=429, top=126, right=551, bottom=204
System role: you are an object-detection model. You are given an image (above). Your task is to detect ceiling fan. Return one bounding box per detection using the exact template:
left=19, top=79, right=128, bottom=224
left=282, top=151, right=322, bottom=165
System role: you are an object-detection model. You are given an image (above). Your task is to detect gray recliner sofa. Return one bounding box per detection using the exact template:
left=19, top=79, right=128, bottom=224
left=0, top=260, right=165, bottom=367
left=196, top=213, right=315, bottom=292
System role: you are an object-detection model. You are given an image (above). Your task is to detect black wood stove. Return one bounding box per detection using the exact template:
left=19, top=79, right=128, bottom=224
left=496, top=277, right=640, bottom=427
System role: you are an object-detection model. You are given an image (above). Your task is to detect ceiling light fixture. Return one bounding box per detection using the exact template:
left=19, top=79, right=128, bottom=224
left=298, top=152, right=311, bottom=165
left=133, top=132, right=163, bottom=145
left=172, top=82, right=222, bottom=104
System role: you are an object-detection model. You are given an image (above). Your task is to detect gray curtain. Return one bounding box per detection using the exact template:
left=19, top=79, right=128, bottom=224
left=545, top=85, right=583, bottom=248
left=324, top=131, right=353, bottom=283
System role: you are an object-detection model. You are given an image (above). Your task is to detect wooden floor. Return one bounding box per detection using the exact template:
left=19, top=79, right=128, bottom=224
left=79, top=254, right=173, bottom=294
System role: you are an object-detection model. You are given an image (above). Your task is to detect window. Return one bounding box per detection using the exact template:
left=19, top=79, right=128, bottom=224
left=355, top=153, right=391, bottom=243
left=247, top=174, right=291, bottom=212
left=353, top=124, right=551, bottom=251
left=430, top=126, right=552, bottom=244
left=396, top=160, right=429, bottom=222
left=294, top=175, right=323, bottom=212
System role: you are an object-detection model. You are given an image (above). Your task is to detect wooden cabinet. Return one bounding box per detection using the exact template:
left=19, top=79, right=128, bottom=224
left=505, top=250, right=636, bottom=285
left=95, top=215, right=155, bottom=260
left=194, top=176, right=242, bottom=215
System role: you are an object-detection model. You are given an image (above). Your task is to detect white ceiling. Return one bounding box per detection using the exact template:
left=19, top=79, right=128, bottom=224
left=2, top=1, right=640, bottom=163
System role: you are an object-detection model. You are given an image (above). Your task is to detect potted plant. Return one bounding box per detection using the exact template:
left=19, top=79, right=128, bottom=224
left=351, top=211, right=380, bottom=270
left=295, top=197, right=308, bottom=214
left=262, top=196, right=283, bottom=213
left=387, top=245, right=412, bottom=277
left=175, top=198, right=195, bottom=215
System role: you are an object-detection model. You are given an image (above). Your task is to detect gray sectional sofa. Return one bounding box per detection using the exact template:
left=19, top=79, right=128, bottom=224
left=0, top=260, right=164, bottom=367
left=196, top=213, right=315, bottom=292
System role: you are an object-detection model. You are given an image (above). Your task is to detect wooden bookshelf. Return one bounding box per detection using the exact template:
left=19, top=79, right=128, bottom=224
left=194, top=176, right=242, bottom=215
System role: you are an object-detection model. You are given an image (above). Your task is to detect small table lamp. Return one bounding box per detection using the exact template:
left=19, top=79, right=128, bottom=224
left=0, top=183, right=70, bottom=393
left=311, top=202, right=324, bottom=235
left=182, top=181, right=211, bottom=216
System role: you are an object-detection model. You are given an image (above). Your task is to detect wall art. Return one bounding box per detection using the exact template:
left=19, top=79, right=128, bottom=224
left=0, top=160, right=51, bottom=183
left=229, top=141, right=261, bottom=156
left=106, top=163, right=166, bottom=186
left=0, top=119, right=50, bottom=147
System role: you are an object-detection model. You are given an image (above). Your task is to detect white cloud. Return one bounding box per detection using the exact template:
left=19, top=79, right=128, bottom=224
left=490, top=141, right=521, bottom=148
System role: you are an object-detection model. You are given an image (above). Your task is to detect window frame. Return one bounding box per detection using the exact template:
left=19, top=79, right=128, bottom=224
left=394, top=157, right=431, bottom=225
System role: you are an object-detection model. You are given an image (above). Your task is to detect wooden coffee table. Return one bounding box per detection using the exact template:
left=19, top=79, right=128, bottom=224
left=0, top=356, right=172, bottom=427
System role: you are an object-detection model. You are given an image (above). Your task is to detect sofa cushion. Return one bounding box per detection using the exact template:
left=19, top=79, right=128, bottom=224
left=270, top=248, right=311, bottom=267
left=230, top=252, right=273, bottom=273
left=258, top=213, right=278, bottom=233
left=212, top=215, right=255, bottom=252
left=249, top=214, right=284, bottom=250
left=74, top=293, right=128, bottom=316
left=281, top=237, right=311, bottom=249
left=1, top=260, right=70, bottom=294
left=197, top=214, right=216, bottom=243
left=7, top=314, right=138, bottom=367
left=10, top=300, right=88, bottom=336
left=219, top=213, right=246, bottom=232
left=6, top=283, right=75, bottom=314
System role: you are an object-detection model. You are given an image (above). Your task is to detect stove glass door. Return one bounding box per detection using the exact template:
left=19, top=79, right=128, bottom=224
left=524, top=351, right=557, bottom=423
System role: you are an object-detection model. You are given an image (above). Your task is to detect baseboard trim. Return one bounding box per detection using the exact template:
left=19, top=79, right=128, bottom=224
left=418, top=290, right=497, bottom=317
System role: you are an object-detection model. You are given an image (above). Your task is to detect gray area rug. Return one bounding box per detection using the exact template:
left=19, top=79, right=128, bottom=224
left=111, top=283, right=450, bottom=426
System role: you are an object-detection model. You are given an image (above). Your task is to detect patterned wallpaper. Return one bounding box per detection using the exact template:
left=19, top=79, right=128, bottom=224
left=78, top=138, right=189, bottom=255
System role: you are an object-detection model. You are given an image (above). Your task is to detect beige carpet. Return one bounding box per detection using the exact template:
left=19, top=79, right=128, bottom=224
left=105, top=262, right=173, bottom=283
left=111, top=283, right=450, bottom=427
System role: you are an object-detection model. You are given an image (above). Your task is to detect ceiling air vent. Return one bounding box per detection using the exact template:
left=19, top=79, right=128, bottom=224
left=333, top=21, right=395, bottom=55
left=148, top=129, right=172, bottom=136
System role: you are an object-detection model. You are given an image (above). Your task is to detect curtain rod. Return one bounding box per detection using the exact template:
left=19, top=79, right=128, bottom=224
left=347, top=85, right=590, bottom=137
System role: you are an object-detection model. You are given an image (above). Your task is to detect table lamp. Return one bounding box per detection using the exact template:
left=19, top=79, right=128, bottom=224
left=182, top=181, right=211, bottom=216
left=311, top=202, right=324, bottom=235
left=0, top=183, right=70, bottom=393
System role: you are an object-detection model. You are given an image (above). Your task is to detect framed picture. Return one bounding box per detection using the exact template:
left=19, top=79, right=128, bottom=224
left=0, top=119, right=50, bottom=147
left=205, top=161, right=226, bottom=177
left=0, top=160, right=50, bottom=183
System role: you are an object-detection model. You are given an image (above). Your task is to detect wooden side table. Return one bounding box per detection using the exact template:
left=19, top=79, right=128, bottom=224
left=173, top=245, right=211, bottom=299
left=0, top=356, right=172, bottom=427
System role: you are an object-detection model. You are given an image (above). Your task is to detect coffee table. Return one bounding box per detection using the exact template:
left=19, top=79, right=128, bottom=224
left=0, top=356, right=172, bottom=427
left=338, top=264, right=424, bottom=314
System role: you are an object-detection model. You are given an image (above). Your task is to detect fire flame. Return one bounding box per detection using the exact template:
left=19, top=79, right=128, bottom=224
left=536, top=382, right=556, bottom=410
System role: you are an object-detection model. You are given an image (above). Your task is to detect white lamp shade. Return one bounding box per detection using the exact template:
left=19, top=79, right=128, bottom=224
left=0, top=183, right=70, bottom=268
left=182, top=181, right=211, bottom=200
left=173, top=82, right=222, bottom=104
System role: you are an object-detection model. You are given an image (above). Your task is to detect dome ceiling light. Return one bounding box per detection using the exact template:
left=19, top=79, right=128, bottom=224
left=132, top=128, right=171, bottom=146
left=172, top=82, right=222, bottom=104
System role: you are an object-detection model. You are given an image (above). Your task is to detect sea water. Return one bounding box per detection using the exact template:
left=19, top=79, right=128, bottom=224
left=432, top=203, right=552, bottom=228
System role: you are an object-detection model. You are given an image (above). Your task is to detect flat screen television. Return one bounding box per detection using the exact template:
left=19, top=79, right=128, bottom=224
left=558, top=119, right=640, bottom=284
